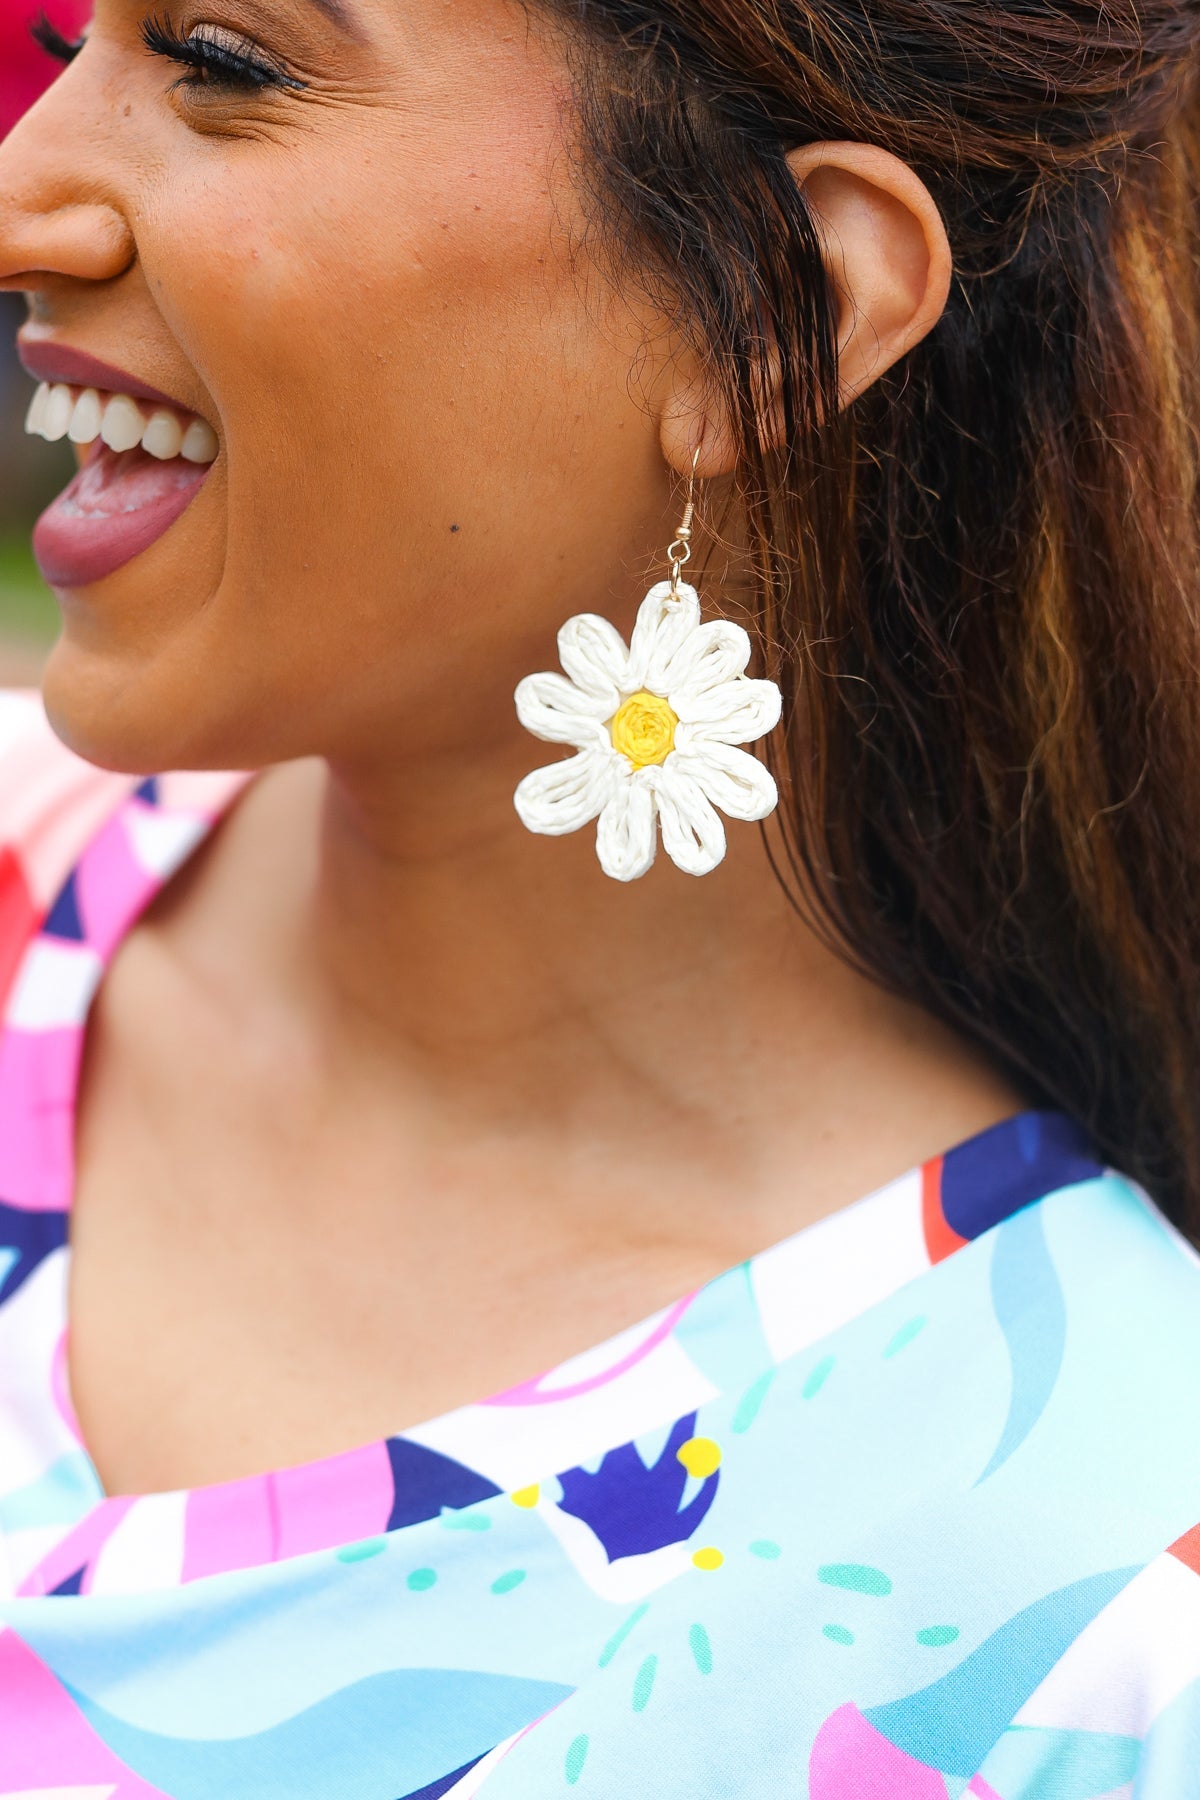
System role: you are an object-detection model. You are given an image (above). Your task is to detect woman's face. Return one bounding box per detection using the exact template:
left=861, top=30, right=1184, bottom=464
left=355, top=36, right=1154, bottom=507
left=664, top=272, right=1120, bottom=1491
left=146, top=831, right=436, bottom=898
left=0, top=0, right=676, bottom=773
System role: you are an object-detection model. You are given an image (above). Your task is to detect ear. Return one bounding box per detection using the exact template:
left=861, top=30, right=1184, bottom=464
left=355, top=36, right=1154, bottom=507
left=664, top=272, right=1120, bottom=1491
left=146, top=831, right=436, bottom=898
left=660, top=141, right=952, bottom=478
left=791, top=141, right=953, bottom=409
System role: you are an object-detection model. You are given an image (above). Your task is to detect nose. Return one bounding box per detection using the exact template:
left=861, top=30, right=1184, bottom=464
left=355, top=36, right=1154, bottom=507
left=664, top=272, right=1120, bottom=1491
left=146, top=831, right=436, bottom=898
left=0, top=60, right=135, bottom=293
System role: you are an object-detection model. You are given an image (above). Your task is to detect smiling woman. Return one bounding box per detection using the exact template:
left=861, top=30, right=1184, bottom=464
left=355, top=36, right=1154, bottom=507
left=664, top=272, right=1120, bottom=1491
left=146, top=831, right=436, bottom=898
left=1, top=0, right=1200, bottom=1793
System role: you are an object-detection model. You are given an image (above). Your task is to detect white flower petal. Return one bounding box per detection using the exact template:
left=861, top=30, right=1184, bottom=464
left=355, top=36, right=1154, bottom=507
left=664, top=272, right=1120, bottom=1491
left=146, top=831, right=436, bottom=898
left=673, top=676, right=782, bottom=745
left=674, top=741, right=778, bottom=822
left=655, top=759, right=727, bottom=876
left=626, top=580, right=701, bottom=693
left=662, top=619, right=751, bottom=698
left=557, top=613, right=630, bottom=705
left=515, top=749, right=617, bottom=836
left=515, top=671, right=609, bottom=747
left=596, top=777, right=657, bottom=881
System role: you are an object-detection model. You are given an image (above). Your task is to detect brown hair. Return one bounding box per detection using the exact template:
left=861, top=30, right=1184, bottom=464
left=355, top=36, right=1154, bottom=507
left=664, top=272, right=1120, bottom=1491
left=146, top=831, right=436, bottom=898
left=547, top=0, right=1200, bottom=1229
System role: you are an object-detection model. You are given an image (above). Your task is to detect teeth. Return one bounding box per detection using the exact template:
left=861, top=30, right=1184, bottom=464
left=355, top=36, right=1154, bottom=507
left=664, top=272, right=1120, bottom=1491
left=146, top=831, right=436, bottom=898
left=68, top=387, right=104, bottom=444
left=100, top=394, right=145, bottom=453
left=41, top=383, right=74, bottom=442
left=24, top=384, right=48, bottom=435
left=180, top=418, right=219, bottom=464
left=23, top=378, right=218, bottom=465
left=141, top=410, right=183, bottom=461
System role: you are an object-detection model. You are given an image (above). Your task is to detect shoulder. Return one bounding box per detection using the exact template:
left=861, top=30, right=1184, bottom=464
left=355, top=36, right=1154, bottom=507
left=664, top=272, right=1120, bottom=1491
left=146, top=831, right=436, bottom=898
left=968, top=1175, right=1200, bottom=1786
left=966, top=1525, right=1200, bottom=1792
left=0, top=690, right=138, bottom=1010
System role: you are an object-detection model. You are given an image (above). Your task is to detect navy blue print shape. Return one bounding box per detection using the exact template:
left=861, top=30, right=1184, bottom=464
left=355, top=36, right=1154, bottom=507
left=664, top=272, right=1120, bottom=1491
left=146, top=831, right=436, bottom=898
left=384, top=1437, right=502, bottom=1532
left=42, top=871, right=85, bottom=943
left=49, top=1566, right=86, bottom=1596
left=397, top=1752, right=491, bottom=1800
left=557, top=1410, right=718, bottom=1562
left=0, top=1200, right=69, bottom=1305
left=941, top=1110, right=1103, bottom=1240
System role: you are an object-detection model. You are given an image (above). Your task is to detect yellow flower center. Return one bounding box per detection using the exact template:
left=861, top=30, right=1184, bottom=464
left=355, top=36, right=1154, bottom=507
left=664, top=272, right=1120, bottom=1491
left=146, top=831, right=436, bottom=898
left=609, top=690, right=679, bottom=770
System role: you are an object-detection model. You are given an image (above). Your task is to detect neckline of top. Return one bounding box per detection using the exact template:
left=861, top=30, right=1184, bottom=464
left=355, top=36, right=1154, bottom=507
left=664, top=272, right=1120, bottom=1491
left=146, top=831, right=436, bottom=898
left=0, top=768, right=1105, bottom=1595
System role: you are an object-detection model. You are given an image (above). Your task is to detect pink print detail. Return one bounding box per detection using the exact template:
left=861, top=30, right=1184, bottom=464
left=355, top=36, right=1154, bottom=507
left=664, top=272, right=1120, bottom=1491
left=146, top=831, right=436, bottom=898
left=486, top=1296, right=697, bottom=1408
left=0, top=1024, right=81, bottom=1210
left=809, top=1704, right=951, bottom=1800
left=3, top=746, right=132, bottom=912
left=967, top=1780, right=1005, bottom=1798
left=75, top=811, right=163, bottom=959
left=181, top=1442, right=395, bottom=1582
left=18, top=1495, right=135, bottom=1596
left=182, top=1476, right=282, bottom=1583
left=0, top=1626, right=171, bottom=1794
left=272, top=1441, right=394, bottom=1562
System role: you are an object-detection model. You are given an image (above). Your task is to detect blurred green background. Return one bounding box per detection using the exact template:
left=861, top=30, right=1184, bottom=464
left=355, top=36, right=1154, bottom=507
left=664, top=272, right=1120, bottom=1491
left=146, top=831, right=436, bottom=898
left=0, top=290, right=71, bottom=685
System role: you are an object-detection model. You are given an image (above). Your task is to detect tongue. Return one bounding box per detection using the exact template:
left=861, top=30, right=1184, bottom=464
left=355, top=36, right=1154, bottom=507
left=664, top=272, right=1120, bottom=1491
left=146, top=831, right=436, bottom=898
left=57, top=443, right=206, bottom=517
left=34, top=440, right=213, bottom=588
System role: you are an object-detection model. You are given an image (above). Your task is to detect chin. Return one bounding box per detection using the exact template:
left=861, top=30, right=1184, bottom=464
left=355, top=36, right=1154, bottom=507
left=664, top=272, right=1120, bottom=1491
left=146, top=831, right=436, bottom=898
left=39, top=632, right=254, bottom=778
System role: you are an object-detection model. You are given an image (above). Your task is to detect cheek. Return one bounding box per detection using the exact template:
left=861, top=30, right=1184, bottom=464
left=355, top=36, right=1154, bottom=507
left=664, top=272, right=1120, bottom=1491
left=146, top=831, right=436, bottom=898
left=144, top=101, right=606, bottom=718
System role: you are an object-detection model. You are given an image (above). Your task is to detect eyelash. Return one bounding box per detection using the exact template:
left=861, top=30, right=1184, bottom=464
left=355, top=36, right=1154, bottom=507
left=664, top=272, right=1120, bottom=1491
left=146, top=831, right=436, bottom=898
left=28, top=9, right=303, bottom=95
left=29, top=12, right=84, bottom=62
left=139, top=14, right=305, bottom=93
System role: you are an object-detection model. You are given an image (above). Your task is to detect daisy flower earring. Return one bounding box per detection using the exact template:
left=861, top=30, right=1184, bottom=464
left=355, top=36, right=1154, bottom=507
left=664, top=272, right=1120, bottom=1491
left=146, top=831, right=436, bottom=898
left=514, top=448, right=783, bottom=880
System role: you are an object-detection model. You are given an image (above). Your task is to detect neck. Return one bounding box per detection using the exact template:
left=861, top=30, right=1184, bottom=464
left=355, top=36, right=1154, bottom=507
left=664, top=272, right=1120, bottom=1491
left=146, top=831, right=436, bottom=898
left=190, top=731, right=1023, bottom=1226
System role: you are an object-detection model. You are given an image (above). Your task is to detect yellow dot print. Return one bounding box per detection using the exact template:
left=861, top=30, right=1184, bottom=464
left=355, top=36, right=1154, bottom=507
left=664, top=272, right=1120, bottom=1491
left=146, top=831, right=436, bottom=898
left=676, top=1436, right=722, bottom=1479
left=692, top=1546, right=725, bottom=1572
left=511, top=1485, right=540, bottom=1510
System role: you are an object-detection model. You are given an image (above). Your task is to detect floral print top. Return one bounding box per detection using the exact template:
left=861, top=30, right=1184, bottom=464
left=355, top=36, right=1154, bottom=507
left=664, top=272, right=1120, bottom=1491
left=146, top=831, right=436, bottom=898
left=1, top=687, right=1200, bottom=1799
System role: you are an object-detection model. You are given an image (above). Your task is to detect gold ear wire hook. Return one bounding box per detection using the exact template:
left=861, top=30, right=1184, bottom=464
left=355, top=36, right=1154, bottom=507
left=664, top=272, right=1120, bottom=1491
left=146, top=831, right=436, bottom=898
left=667, top=443, right=702, bottom=598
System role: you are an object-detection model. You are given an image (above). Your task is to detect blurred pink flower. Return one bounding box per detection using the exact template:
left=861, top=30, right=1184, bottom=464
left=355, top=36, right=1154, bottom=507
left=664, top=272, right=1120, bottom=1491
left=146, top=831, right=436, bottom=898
left=0, top=0, right=90, bottom=139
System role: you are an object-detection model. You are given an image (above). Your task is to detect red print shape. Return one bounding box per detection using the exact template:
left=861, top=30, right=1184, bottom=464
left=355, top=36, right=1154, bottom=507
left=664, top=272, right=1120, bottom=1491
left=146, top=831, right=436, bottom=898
left=0, top=846, right=39, bottom=1017
left=921, top=1156, right=969, bottom=1265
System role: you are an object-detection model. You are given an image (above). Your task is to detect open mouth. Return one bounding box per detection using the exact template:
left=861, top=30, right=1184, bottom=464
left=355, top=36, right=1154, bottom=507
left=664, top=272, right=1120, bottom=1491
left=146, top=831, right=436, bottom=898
left=25, top=381, right=220, bottom=589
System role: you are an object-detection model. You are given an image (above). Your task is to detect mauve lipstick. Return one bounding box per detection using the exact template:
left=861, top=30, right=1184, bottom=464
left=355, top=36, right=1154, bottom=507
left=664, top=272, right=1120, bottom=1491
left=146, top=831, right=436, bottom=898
left=17, top=336, right=192, bottom=413
left=18, top=338, right=218, bottom=588
left=33, top=447, right=210, bottom=589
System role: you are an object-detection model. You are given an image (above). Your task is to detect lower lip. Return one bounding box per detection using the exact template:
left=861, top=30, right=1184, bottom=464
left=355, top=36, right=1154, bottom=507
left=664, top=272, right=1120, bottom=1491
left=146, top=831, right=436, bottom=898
left=32, top=443, right=212, bottom=589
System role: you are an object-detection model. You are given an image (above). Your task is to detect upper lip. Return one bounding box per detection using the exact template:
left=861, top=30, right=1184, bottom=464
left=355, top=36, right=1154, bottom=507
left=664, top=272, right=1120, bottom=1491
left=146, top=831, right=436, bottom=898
left=16, top=335, right=197, bottom=414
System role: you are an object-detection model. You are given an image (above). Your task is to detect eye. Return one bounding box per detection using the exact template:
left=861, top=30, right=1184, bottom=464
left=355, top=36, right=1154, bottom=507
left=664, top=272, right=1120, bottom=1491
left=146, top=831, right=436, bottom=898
left=138, top=13, right=305, bottom=93
left=30, top=12, right=87, bottom=63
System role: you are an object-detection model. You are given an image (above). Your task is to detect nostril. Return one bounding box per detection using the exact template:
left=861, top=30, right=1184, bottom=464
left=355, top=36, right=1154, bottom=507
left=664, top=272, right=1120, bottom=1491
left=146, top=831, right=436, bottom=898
left=0, top=204, right=135, bottom=292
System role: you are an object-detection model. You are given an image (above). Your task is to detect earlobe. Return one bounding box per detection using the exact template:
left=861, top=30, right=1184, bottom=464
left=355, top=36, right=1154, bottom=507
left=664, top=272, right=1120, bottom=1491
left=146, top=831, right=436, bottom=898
left=787, top=141, right=953, bottom=409
left=659, top=376, right=740, bottom=482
